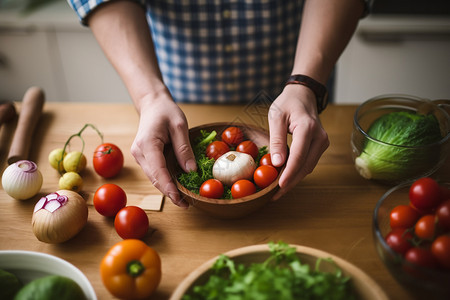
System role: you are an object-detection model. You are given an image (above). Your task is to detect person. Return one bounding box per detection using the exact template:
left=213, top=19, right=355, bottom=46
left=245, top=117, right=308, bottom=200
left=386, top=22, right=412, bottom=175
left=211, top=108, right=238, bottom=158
left=68, top=0, right=372, bottom=208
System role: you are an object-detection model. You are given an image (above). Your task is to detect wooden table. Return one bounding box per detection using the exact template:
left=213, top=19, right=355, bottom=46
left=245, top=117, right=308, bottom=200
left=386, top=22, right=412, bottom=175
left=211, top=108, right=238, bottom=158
left=0, top=102, right=448, bottom=299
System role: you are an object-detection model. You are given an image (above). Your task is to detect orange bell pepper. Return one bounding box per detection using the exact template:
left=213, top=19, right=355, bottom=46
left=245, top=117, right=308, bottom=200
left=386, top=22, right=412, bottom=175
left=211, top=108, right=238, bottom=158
left=100, top=239, right=161, bottom=299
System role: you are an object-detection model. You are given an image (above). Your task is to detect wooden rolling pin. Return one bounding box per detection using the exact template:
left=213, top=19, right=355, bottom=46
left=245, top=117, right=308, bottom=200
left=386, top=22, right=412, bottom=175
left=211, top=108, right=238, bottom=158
left=0, top=100, right=16, bottom=127
left=7, top=87, right=45, bottom=164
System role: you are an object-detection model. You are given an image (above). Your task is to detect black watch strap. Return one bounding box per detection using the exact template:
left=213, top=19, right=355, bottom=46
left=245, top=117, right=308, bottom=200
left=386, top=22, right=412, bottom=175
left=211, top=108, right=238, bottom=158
left=285, top=74, right=328, bottom=114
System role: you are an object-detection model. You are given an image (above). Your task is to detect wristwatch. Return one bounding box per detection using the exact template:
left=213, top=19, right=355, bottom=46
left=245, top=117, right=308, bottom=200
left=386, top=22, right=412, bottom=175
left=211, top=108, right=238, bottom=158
left=285, top=74, right=328, bottom=114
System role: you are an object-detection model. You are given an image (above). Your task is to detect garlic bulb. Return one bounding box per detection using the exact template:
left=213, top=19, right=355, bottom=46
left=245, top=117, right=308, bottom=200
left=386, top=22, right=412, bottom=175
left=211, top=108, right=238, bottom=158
left=1, top=160, right=43, bottom=200
left=212, top=151, right=256, bottom=186
left=32, top=190, right=88, bottom=244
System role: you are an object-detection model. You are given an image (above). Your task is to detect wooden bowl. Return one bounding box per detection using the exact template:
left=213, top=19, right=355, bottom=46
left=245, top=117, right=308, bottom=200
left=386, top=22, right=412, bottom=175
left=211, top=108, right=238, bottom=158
left=170, top=244, right=388, bottom=300
left=165, top=122, right=284, bottom=219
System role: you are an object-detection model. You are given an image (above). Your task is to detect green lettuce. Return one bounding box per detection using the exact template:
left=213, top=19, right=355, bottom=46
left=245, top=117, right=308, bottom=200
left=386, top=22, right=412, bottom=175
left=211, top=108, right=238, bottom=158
left=355, top=111, right=442, bottom=181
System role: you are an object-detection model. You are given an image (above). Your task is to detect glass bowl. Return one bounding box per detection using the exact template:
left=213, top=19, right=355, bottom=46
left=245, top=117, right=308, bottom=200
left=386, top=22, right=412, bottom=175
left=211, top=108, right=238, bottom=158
left=351, top=94, right=450, bottom=184
left=373, top=181, right=450, bottom=298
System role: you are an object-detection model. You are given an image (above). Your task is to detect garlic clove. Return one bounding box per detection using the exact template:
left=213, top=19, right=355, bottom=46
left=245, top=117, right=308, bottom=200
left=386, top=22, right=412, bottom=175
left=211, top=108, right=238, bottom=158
left=212, top=151, right=256, bottom=186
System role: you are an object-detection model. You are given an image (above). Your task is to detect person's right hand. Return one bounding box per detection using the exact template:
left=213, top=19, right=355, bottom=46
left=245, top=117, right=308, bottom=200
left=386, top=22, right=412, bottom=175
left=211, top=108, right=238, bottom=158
left=130, top=93, right=197, bottom=208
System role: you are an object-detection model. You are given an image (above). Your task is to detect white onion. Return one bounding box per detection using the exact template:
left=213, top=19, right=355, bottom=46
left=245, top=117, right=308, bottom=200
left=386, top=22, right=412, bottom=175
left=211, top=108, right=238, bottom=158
left=1, top=160, right=43, bottom=200
left=212, top=151, right=256, bottom=186
left=32, top=190, right=88, bottom=244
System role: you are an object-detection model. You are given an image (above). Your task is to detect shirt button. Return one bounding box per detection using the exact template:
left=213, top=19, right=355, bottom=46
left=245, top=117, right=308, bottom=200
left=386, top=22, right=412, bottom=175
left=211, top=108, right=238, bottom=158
left=224, top=44, right=233, bottom=52
left=223, top=10, right=231, bottom=18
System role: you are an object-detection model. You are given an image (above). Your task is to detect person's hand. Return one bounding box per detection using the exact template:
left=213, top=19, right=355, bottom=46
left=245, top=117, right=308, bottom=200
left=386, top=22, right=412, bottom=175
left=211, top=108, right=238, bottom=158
left=268, top=84, right=329, bottom=200
left=130, top=93, right=197, bottom=208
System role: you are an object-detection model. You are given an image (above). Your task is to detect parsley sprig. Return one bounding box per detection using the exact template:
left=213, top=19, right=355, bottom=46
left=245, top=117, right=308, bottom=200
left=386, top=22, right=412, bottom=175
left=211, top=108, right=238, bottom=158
left=182, top=242, right=356, bottom=300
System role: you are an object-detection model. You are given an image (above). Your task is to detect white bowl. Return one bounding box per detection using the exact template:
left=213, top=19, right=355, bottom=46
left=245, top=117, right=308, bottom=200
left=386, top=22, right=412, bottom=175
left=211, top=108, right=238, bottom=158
left=0, top=250, right=97, bottom=300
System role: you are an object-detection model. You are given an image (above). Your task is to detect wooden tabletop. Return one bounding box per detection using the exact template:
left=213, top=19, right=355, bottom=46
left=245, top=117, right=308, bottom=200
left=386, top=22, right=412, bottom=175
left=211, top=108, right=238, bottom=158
left=0, top=102, right=448, bottom=299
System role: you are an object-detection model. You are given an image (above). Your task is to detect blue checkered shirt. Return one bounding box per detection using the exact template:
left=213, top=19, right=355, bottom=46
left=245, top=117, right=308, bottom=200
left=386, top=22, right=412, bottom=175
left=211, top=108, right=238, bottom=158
left=68, top=0, right=371, bottom=104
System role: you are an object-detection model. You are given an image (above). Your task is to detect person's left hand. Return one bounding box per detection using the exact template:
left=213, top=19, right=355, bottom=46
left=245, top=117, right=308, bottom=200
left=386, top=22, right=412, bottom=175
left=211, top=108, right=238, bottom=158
left=268, top=84, right=329, bottom=200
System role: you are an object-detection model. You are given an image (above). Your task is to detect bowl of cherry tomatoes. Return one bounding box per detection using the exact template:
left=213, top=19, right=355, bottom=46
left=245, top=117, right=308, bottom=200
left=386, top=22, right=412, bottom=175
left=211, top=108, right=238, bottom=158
left=373, top=177, right=450, bottom=298
left=165, top=122, right=286, bottom=219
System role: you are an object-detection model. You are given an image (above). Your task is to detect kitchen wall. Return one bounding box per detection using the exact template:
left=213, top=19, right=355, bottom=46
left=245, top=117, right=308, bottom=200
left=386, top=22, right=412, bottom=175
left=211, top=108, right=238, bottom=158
left=1, top=1, right=449, bottom=104
left=335, top=2, right=450, bottom=103
left=0, top=1, right=131, bottom=103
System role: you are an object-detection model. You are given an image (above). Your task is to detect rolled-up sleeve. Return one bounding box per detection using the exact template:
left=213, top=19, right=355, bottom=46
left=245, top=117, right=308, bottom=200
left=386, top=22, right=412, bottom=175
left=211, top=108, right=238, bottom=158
left=66, top=0, right=108, bottom=25
left=66, top=0, right=144, bottom=25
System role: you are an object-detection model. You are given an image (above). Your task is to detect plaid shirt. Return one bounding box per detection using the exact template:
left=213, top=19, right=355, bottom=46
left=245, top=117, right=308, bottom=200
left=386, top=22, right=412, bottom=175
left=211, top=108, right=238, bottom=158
left=68, top=0, right=371, bottom=104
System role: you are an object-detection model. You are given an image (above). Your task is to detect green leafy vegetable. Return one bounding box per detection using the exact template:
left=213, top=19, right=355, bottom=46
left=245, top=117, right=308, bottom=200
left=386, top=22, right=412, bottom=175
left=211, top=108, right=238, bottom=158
left=256, top=146, right=268, bottom=165
left=355, top=111, right=442, bottom=181
left=194, top=130, right=217, bottom=158
left=178, top=130, right=232, bottom=197
left=182, top=242, right=356, bottom=300
left=179, top=157, right=215, bottom=194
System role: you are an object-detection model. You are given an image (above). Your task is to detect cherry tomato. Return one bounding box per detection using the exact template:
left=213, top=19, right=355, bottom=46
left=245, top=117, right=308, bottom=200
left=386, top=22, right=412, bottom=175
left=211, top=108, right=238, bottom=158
left=253, top=165, right=278, bottom=189
left=206, top=141, right=230, bottom=160
left=414, top=214, right=437, bottom=240
left=405, top=247, right=438, bottom=269
left=431, top=235, right=450, bottom=269
left=236, top=140, right=259, bottom=160
left=259, top=153, right=273, bottom=167
left=389, top=205, right=421, bottom=230
left=231, top=179, right=256, bottom=198
left=93, top=184, right=127, bottom=217
left=409, top=177, right=442, bottom=213
left=114, top=206, right=149, bottom=239
left=436, top=200, right=450, bottom=230
left=93, top=143, right=124, bottom=178
left=385, top=228, right=413, bottom=255
left=221, top=126, right=244, bottom=147
left=199, top=179, right=224, bottom=199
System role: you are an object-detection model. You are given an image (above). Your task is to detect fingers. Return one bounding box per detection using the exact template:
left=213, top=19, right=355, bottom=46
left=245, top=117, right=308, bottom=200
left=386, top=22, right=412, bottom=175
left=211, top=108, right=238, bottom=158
left=169, top=120, right=197, bottom=173
left=131, top=133, right=189, bottom=209
left=268, top=104, right=288, bottom=168
left=273, top=121, right=329, bottom=201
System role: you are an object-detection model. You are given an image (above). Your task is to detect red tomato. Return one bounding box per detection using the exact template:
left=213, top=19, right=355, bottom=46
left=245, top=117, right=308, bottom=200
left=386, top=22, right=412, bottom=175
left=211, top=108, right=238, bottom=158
left=221, top=126, right=244, bottom=147
left=389, top=205, right=421, bottom=230
left=93, top=184, right=127, bottom=217
left=114, top=206, right=149, bottom=239
left=414, top=215, right=437, bottom=240
left=259, top=153, right=273, bottom=167
left=431, top=235, right=450, bottom=269
left=409, top=177, right=442, bottom=213
left=236, top=140, right=258, bottom=160
left=93, top=143, right=124, bottom=178
left=231, top=179, right=256, bottom=198
left=199, top=179, right=224, bottom=199
left=436, top=200, right=450, bottom=230
left=405, top=247, right=438, bottom=269
left=253, top=165, right=278, bottom=189
left=206, top=141, right=230, bottom=160
left=385, top=228, right=413, bottom=255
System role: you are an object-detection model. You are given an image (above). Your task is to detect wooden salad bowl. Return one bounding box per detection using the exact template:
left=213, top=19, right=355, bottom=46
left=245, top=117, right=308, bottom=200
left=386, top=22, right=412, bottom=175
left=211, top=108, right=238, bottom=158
left=164, top=122, right=285, bottom=219
left=169, top=244, right=389, bottom=300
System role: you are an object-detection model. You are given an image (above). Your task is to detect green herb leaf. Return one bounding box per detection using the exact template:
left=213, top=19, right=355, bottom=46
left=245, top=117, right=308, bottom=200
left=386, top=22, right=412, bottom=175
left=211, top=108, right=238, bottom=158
left=182, top=242, right=356, bottom=300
